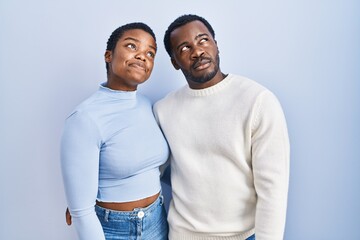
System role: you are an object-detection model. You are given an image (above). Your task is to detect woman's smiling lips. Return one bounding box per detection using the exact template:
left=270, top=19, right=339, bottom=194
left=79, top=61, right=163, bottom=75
left=129, top=61, right=146, bottom=72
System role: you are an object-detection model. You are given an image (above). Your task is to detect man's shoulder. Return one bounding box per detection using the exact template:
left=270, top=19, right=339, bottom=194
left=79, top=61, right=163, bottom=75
left=229, top=74, right=267, bottom=91
left=230, top=74, right=283, bottom=110
left=227, top=74, right=271, bottom=100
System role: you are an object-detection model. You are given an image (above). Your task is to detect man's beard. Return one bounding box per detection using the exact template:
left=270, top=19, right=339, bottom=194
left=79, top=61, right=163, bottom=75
left=183, top=54, right=220, bottom=84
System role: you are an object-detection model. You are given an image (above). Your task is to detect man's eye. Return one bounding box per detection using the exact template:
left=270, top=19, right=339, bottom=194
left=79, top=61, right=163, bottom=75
left=200, top=38, right=208, bottom=43
left=181, top=46, right=190, bottom=52
left=127, top=44, right=136, bottom=50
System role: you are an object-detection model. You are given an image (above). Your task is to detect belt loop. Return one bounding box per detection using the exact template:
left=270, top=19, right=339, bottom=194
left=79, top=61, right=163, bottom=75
left=104, top=209, right=110, bottom=222
left=160, top=195, right=164, bottom=206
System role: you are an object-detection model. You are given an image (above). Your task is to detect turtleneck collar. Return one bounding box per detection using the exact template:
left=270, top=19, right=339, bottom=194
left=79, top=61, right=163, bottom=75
left=185, top=74, right=233, bottom=97
left=99, top=82, right=137, bottom=100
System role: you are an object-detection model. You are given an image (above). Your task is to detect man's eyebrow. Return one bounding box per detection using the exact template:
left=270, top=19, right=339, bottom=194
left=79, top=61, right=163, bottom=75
left=195, top=33, right=209, bottom=40
left=176, top=41, right=189, bottom=51
left=123, top=37, right=157, bottom=52
left=176, top=33, right=210, bottom=51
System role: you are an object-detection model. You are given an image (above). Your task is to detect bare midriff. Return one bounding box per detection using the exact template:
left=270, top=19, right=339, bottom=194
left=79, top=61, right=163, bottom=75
left=96, top=192, right=160, bottom=211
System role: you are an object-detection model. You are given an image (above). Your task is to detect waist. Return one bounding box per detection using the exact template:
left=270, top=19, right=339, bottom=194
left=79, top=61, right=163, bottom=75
left=97, top=169, right=162, bottom=202
left=96, top=192, right=160, bottom=211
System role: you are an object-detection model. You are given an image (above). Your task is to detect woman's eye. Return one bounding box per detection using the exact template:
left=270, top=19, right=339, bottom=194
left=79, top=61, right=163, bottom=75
left=127, top=43, right=136, bottom=50
left=147, top=51, right=155, bottom=58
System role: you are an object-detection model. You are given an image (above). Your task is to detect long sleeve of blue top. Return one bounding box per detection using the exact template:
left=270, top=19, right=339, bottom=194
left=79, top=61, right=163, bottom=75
left=61, top=111, right=105, bottom=239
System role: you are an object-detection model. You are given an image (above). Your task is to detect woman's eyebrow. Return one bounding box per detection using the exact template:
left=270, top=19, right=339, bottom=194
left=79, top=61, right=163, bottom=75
left=124, top=37, right=156, bottom=51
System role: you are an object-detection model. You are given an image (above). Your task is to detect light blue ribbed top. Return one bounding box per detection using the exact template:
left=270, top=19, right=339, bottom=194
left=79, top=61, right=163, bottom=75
left=61, top=83, right=169, bottom=240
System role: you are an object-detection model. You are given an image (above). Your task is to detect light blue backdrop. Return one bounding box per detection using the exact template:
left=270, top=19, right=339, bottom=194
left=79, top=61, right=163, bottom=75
left=0, top=0, right=359, bottom=239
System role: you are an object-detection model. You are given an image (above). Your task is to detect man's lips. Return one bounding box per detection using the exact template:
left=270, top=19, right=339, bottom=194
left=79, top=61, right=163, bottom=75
left=193, top=58, right=211, bottom=70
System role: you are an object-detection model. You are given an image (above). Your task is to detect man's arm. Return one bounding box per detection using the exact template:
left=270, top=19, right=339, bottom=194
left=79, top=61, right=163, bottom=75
left=251, top=91, right=290, bottom=239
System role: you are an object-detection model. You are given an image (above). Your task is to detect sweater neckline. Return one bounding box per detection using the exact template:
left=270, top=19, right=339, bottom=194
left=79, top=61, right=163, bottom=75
left=99, top=82, right=137, bottom=100
left=185, top=74, right=233, bottom=97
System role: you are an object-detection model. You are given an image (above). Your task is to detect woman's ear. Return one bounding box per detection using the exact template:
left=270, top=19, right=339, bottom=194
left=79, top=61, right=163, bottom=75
left=104, top=50, right=112, bottom=63
left=171, top=58, right=180, bottom=70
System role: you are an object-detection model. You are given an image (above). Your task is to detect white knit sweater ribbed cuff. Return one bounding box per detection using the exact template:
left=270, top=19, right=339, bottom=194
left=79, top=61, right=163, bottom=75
left=169, top=228, right=255, bottom=240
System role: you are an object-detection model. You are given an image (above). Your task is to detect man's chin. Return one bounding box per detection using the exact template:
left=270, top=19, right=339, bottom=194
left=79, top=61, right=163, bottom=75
left=189, top=71, right=217, bottom=84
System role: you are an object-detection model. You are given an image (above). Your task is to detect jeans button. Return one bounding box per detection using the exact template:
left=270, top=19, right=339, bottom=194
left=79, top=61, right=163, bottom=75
left=137, top=211, right=144, bottom=218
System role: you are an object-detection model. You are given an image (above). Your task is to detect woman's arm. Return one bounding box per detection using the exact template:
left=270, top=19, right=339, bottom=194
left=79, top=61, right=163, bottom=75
left=61, top=111, right=105, bottom=240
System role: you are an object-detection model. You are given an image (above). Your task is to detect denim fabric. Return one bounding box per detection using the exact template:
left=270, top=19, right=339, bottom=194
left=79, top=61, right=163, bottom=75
left=95, top=195, right=168, bottom=240
left=246, top=234, right=255, bottom=240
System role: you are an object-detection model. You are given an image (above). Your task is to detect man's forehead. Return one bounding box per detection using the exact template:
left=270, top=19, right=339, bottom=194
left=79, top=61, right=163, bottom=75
left=170, top=21, right=210, bottom=42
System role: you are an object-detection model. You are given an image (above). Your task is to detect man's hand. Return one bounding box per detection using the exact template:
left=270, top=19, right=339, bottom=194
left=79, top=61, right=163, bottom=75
left=65, top=208, right=72, bottom=225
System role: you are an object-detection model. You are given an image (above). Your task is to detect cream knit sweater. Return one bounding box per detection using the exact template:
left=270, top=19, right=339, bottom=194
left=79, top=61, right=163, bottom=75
left=154, top=74, right=290, bottom=240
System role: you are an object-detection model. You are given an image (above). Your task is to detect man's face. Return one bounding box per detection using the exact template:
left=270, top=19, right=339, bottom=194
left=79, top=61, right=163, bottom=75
left=105, top=29, right=157, bottom=90
left=169, top=20, right=220, bottom=85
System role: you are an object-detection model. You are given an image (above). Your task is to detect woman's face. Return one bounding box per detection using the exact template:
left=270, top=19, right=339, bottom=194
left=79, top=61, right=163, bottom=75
left=105, top=29, right=157, bottom=91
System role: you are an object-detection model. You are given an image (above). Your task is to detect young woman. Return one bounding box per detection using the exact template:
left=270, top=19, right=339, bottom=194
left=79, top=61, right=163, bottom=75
left=61, top=22, right=169, bottom=240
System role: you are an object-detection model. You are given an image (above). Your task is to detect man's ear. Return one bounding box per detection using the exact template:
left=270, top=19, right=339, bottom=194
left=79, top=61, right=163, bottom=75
left=104, top=50, right=112, bottom=63
left=171, top=58, right=180, bottom=70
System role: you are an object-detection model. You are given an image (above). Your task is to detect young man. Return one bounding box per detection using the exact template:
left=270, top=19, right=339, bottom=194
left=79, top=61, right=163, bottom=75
left=154, top=14, right=290, bottom=240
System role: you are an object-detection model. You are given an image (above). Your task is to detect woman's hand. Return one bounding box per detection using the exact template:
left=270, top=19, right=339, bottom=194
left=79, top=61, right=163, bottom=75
left=65, top=208, right=72, bottom=225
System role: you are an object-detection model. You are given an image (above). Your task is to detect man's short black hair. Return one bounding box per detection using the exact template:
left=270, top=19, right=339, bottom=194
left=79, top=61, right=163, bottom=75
left=163, top=14, right=215, bottom=57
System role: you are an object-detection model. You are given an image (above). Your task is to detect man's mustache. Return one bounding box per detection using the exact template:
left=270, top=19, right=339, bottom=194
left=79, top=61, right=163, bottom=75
left=192, top=57, right=212, bottom=69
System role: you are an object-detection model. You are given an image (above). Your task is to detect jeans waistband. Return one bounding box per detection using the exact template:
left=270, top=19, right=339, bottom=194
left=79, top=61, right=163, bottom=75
left=95, top=194, right=164, bottom=220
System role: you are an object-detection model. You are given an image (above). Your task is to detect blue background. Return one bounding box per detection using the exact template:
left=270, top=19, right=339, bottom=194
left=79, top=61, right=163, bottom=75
left=1, top=0, right=359, bottom=239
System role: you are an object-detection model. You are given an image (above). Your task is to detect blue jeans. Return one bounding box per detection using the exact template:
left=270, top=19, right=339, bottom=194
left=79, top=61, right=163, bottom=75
left=95, top=195, right=168, bottom=240
left=247, top=234, right=255, bottom=240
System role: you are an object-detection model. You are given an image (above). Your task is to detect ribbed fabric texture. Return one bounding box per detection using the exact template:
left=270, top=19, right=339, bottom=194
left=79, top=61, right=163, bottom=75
left=169, top=229, right=255, bottom=240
